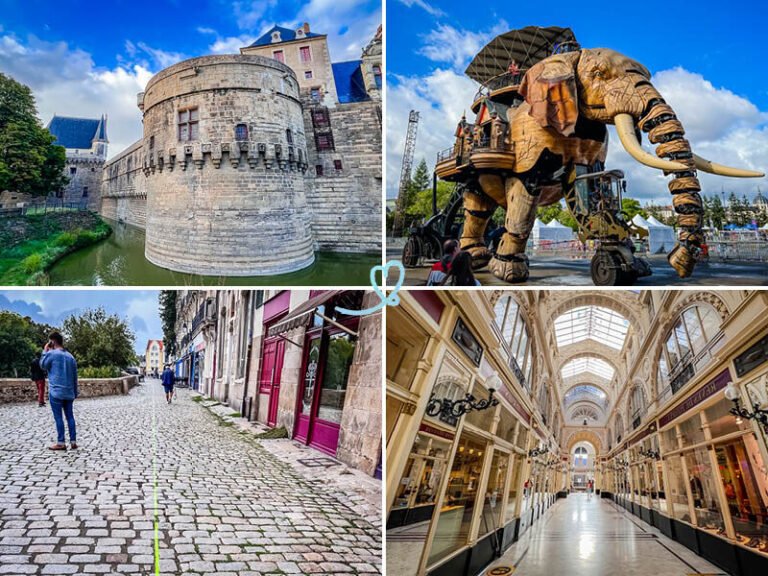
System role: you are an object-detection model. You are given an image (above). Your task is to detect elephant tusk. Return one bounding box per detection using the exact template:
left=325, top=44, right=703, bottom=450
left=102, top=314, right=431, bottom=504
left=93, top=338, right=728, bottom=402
left=692, top=154, right=765, bottom=178
left=614, top=113, right=688, bottom=172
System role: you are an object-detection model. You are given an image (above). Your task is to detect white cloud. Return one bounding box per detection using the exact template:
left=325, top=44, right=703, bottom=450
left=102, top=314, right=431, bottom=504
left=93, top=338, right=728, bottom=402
left=418, top=21, right=508, bottom=71
left=207, top=34, right=256, bottom=55
left=233, top=0, right=279, bottom=31
left=0, top=33, right=152, bottom=160
left=134, top=42, right=186, bottom=69
left=397, top=0, right=445, bottom=17
left=388, top=64, right=768, bottom=204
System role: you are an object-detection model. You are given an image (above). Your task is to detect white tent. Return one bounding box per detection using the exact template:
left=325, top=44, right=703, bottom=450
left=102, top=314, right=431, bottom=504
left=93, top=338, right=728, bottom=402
left=531, top=218, right=574, bottom=247
left=632, top=214, right=676, bottom=254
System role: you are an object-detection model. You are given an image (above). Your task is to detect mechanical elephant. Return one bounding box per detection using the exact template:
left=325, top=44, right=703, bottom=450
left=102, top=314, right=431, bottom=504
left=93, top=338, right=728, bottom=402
left=460, top=47, right=763, bottom=282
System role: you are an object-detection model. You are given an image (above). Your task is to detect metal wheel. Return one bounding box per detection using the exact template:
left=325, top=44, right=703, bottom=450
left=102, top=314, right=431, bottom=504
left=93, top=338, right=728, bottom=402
left=402, top=235, right=422, bottom=267
left=590, top=249, right=620, bottom=286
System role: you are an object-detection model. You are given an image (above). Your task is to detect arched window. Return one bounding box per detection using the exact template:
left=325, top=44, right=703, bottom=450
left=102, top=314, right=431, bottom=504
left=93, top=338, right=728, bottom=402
left=574, top=446, right=588, bottom=467
left=615, top=416, right=624, bottom=444
left=235, top=123, right=248, bottom=140
left=286, top=128, right=293, bottom=144
left=629, top=385, right=647, bottom=428
left=657, top=303, right=722, bottom=396
left=493, top=296, right=532, bottom=389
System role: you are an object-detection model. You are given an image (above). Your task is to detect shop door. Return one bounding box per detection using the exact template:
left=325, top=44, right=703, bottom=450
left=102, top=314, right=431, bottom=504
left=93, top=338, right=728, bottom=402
left=260, top=338, right=285, bottom=427
left=294, top=328, right=357, bottom=456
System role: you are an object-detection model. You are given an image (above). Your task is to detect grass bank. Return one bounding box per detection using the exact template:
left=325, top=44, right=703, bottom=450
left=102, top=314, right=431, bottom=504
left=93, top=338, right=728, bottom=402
left=0, top=211, right=112, bottom=285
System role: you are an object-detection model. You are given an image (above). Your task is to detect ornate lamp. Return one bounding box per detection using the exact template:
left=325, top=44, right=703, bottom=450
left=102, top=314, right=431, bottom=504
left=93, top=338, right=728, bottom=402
left=528, top=445, right=547, bottom=458
left=724, top=381, right=768, bottom=432
left=426, top=376, right=500, bottom=420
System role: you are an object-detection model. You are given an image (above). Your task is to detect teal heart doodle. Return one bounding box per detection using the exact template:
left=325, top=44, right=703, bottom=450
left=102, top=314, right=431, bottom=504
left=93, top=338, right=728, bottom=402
left=336, top=260, right=405, bottom=316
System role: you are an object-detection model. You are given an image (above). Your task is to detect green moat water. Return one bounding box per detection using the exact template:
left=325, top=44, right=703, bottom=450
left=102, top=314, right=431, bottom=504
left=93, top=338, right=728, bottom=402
left=47, top=220, right=381, bottom=286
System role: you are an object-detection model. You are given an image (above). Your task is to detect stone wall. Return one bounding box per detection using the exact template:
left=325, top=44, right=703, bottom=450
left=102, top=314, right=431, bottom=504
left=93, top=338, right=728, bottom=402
left=303, top=99, right=382, bottom=253
left=336, top=292, right=382, bottom=476
left=141, top=55, right=315, bottom=276
left=101, top=140, right=148, bottom=229
left=0, top=375, right=139, bottom=404
left=60, top=156, right=104, bottom=210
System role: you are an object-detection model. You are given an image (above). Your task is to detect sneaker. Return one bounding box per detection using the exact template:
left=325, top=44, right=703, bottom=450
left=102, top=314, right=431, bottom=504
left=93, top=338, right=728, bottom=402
left=70, top=443, right=78, bottom=450
left=48, top=443, right=66, bottom=451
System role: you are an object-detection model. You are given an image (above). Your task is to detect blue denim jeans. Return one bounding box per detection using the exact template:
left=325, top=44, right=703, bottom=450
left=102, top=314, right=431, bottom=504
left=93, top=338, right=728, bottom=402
left=49, top=396, right=76, bottom=443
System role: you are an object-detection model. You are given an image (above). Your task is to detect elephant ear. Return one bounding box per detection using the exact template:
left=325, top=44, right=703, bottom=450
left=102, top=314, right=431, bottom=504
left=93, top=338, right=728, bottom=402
left=519, top=54, right=580, bottom=137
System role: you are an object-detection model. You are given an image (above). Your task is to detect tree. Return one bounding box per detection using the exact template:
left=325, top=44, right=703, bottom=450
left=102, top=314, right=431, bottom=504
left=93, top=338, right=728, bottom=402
left=621, top=198, right=647, bottom=221
left=402, top=159, right=431, bottom=223
left=0, top=311, right=42, bottom=377
left=61, top=307, right=136, bottom=369
left=406, top=181, right=455, bottom=221
left=0, top=73, right=67, bottom=196
left=709, top=195, right=726, bottom=230
left=159, top=291, right=178, bottom=358
left=536, top=203, right=563, bottom=224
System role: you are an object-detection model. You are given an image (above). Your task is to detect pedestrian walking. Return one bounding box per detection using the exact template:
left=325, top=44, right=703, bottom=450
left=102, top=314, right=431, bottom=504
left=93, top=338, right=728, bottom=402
left=161, top=364, right=175, bottom=405
left=40, top=331, right=78, bottom=451
left=30, top=357, right=47, bottom=407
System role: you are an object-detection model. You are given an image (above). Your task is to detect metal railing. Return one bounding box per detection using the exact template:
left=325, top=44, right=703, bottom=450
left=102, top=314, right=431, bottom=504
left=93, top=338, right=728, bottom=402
left=473, top=70, right=527, bottom=102
left=0, top=200, right=90, bottom=217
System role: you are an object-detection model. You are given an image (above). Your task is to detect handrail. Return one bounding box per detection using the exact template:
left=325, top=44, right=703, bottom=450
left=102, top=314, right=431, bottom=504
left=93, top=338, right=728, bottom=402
left=473, top=69, right=527, bottom=102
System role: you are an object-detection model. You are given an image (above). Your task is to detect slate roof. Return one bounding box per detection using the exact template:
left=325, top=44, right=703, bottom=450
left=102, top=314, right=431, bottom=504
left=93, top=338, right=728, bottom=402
left=332, top=60, right=369, bottom=104
left=249, top=25, right=322, bottom=47
left=47, top=115, right=107, bottom=149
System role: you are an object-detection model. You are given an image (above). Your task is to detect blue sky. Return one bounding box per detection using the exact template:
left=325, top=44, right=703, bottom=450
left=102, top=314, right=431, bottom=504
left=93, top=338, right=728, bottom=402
left=387, top=0, right=768, bottom=204
left=0, top=290, right=161, bottom=355
left=0, top=0, right=381, bottom=157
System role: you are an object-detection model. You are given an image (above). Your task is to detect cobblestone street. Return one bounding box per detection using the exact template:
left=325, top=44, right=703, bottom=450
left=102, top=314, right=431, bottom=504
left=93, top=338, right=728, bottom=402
left=0, top=381, right=382, bottom=575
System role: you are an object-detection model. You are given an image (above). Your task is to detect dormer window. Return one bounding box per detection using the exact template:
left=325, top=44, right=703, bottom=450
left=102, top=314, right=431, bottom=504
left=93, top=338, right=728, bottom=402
left=296, top=28, right=305, bottom=38
left=271, top=31, right=281, bottom=43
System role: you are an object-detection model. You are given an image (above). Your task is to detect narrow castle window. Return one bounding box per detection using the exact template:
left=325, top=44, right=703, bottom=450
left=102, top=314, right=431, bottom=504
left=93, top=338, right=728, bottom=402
left=334, top=159, right=343, bottom=171
left=70, top=167, right=77, bottom=175
left=178, top=108, right=199, bottom=141
left=304, top=70, right=313, bottom=79
left=310, top=87, right=321, bottom=102
left=235, top=124, right=248, bottom=140
left=82, top=187, right=89, bottom=198
left=311, top=108, right=330, bottom=128
left=286, top=129, right=293, bottom=144
left=149, top=135, right=155, bottom=150
left=299, top=46, right=311, bottom=63
left=315, top=133, right=334, bottom=151
left=315, top=164, right=323, bottom=176
left=373, top=65, right=382, bottom=88
left=273, top=50, right=284, bottom=63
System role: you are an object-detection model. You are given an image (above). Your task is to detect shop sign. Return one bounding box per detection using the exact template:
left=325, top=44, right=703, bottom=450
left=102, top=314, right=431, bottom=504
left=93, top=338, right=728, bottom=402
left=411, top=291, right=444, bottom=324
left=734, top=332, right=768, bottom=378
left=495, top=384, right=531, bottom=424
left=659, top=368, right=731, bottom=428
left=418, top=422, right=455, bottom=440
left=452, top=317, right=483, bottom=366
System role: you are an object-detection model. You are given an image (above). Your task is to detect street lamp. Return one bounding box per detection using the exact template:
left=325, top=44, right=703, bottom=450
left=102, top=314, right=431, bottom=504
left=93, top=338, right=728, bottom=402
left=724, top=381, right=768, bottom=432
left=425, top=387, right=499, bottom=420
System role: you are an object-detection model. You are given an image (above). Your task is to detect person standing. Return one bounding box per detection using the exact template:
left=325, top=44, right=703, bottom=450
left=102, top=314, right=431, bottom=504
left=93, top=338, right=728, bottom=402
left=30, top=357, right=47, bottom=407
left=40, top=331, right=78, bottom=451
left=161, top=365, right=175, bottom=405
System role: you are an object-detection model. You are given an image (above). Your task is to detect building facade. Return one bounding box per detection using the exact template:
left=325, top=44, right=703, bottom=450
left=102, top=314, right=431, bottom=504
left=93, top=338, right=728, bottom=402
left=386, top=290, right=768, bottom=576
left=172, top=289, right=382, bottom=477
left=47, top=115, right=108, bottom=209
left=101, top=21, right=382, bottom=275
left=144, top=339, right=164, bottom=376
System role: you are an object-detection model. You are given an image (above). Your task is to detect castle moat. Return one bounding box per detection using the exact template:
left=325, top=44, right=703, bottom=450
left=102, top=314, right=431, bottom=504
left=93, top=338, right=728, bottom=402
left=47, top=219, right=380, bottom=286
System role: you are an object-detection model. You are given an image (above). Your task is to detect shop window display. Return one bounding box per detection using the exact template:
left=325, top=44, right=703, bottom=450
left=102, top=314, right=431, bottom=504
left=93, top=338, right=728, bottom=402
left=679, top=413, right=706, bottom=447
left=496, top=407, right=517, bottom=445
left=665, top=456, right=692, bottom=521
left=392, top=434, right=451, bottom=514
left=684, top=446, right=725, bottom=531
left=505, top=454, right=522, bottom=523
left=705, top=398, right=750, bottom=439
left=317, top=332, right=356, bottom=423
left=479, top=451, right=509, bottom=538
left=715, top=434, right=768, bottom=551
left=427, top=434, right=486, bottom=566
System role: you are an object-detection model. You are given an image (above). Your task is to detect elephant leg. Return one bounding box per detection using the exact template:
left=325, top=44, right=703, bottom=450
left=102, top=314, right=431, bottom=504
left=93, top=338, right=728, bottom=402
left=488, top=177, right=538, bottom=283
left=460, top=189, right=496, bottom=270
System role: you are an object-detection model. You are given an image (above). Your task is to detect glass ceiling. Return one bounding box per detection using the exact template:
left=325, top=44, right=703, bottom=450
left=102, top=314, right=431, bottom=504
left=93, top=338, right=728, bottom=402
left=561, top=358, right=615, bottom=381
left=564, top=384, right=608, bottom=406
left=554, top=306, right=630, bottom=350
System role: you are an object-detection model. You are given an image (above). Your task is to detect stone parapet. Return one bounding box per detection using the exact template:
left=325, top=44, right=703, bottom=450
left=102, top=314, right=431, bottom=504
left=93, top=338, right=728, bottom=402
left=0, top=375, right=139, bottom=405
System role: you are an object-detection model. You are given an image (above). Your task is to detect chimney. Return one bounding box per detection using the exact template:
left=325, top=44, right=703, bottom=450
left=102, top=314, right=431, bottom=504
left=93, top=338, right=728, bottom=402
left=303, top=22, right=310, bottom=33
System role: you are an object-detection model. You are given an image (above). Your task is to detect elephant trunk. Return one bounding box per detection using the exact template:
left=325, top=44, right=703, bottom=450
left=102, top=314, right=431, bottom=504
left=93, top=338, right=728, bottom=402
left=636, top=98, right=703, bottom=277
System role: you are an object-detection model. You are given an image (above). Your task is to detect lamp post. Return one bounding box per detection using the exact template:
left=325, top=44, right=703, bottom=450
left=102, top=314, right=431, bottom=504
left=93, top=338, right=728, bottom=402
left=724, top=381, right=768, bottom=433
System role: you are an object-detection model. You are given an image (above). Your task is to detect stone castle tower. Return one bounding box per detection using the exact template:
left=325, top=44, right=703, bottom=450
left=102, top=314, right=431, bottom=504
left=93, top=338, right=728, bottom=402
left=47, top=115, right=108, bottom=210
left=101, top=22, right=381, bottom=277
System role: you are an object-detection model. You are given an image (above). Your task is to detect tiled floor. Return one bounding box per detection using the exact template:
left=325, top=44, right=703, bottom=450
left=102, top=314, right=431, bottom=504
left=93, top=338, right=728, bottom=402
left=486, top=494, right=726, bottom=576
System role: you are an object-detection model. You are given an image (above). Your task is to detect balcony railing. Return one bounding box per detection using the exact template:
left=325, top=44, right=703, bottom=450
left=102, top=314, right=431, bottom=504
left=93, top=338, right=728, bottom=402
left=473, top=69, right=527, bottom=102
left=437, top=147, right=455, bottom=162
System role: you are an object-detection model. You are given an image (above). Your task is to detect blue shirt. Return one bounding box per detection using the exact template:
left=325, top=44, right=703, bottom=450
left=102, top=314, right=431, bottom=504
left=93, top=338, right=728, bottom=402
left=40, top=349, right=78, bottom=400
left=161, top=369, right=174, bottom=387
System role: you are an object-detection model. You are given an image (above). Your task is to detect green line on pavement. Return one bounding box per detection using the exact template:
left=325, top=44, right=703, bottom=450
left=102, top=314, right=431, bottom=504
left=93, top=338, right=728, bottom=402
left=153, top=393, right=160, bottom=576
